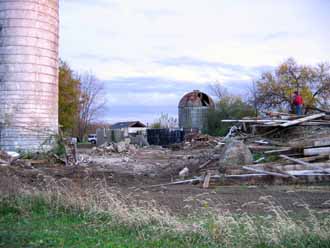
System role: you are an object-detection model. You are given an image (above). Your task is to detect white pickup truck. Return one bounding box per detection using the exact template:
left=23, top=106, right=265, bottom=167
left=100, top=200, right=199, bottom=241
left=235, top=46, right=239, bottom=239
left=87, top=134, right=97, bottom=144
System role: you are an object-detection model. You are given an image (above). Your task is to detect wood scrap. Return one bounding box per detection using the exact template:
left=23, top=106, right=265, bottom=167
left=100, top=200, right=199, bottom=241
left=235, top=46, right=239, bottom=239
left=304, top=147, right=330, bottom=156
left=222, top=119, right=286, bottom=123
left=287, top=169, right=330, bottom=175
left=254, top=157, right=265, bottom=163
left=264, top=148, right=292, bottom=154
left=279, top=154, right=329, bottom=173
left=140, top=178, right=202, bottom=189
left=225, top=172, right=330, bottom=178
left=314, top=139, right=330, bottom=147
left=264, top=163, right=297, bottom=179
left=199, top=159, right=216, bottom=169
left=273, top=162, right=330, bottom=171
left=203, top=172, right=211, bottom=189
left=280, top=113, right=326, bottom=127
left=301, top=154, right=329, bottom=162
left=248, top=145, right=291, bottom=152
left=242, top=166, right=290, bottom=178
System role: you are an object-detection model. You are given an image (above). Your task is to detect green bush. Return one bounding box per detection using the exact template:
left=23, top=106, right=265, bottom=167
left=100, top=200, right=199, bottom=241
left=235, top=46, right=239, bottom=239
left=206, top=95, right=255, bottom=136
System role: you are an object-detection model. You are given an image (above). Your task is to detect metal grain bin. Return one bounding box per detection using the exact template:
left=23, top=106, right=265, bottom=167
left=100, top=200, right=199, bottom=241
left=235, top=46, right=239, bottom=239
left=178, top=90, right=215, bottom=131
left=0, top=0, right=59, bottom=151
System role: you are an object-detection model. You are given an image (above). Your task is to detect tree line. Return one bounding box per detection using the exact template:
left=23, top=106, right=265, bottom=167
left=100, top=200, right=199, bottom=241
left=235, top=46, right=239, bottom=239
left=207, top=58, right=330, bottom=136
left=58, top=58, right=330, bottom=139
left=59, top=60, right=105, bottom=141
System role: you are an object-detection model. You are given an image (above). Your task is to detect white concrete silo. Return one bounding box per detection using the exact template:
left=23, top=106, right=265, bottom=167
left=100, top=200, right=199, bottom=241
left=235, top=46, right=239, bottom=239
left=0, top=0, right=59, bottom=151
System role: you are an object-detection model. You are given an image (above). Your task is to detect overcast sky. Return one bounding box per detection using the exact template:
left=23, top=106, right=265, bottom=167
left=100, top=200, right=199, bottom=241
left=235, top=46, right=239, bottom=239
left=59, top=0, right=330, bottom=124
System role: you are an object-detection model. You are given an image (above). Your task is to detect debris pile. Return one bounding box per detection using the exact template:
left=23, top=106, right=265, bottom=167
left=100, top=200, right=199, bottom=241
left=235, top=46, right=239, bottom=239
left=92, top=139, right=138, bottom=155
left=216, top=112, right=330, bottom=184
left=2, top=112, right=330, bottom=189
left=0, top=151, right=20, bottom=165
left=144, top=113, right=330, bottom=189
left=183, top=133, right=224, bottom=150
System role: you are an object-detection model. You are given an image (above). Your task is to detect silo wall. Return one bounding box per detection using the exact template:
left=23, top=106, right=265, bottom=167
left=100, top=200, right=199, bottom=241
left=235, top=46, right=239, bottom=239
left=179, top=106, right=209, bottom=131
left=0, top=0, right=59, bottom=151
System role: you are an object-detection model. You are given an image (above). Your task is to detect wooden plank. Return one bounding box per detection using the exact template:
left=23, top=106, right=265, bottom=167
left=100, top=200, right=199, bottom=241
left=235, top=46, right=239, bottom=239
left=287, top=169, right=330, bottom=175
left=280, top=113, right=325, bottom=127
left=242, top=166, right=290, bottom=178
left=248, top=145, right=285, bottom=151
left=264, top=148, right=292, bottom=154
left=141, top=178, right=202, bottom=189
left=264, top=164, right=297, bottom=179
left=314, top=139, right=330, bottom=147
left=199, top=159, right=215, bottom=169
left=304, top=147, right=330, bottom=156
left=289, top=137, right=330, bottom=148
left=225, top=172, right=330, bottom=178
left=222, top=119, right=286, bottom=123
left=273, top=162, right=330, bottom=171
left=279, top=154, right=330, bottom=173
left=203, top=173, right=211, bottom=189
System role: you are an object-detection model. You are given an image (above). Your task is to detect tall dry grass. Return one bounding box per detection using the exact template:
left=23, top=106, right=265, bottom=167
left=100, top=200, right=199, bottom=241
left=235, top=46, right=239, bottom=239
left=1, top=174, right=330, bottom=247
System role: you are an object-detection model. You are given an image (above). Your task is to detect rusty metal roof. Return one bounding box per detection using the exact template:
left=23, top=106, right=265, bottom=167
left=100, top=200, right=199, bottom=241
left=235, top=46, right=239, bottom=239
left=178, top=90, right=215, bottom=108
left=111, top=121, right=146, bottom=129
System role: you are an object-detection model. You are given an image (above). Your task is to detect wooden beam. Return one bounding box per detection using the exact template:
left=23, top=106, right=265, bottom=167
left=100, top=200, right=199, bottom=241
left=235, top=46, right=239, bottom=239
left=203, top=172, right=211, bottom=189
left=314, top=139, right=330, bottom=147
left=248, top=145, right=286, bottom=151
left=279, top=154, right=330, bottom=173
left=199, top=159, right=215, bottom=169
left=280, top=113, right=325, bottom=127
left=242, top=166, right=290, bottom=178
left=264, top=164, right=297, bottom=179
left=304, top=147, right=330, bottom=156
left=222, top=119, right=286, bottom=123
left=264, top=148, right=292, bottom=154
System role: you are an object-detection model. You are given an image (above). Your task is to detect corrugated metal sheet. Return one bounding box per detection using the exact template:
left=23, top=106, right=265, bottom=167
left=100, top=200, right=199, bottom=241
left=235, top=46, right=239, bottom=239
left=0, top=0, right=59, bottom=151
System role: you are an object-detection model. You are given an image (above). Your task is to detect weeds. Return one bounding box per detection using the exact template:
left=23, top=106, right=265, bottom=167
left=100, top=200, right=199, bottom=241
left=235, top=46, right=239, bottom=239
left=0, top=181, right=330, bottom=247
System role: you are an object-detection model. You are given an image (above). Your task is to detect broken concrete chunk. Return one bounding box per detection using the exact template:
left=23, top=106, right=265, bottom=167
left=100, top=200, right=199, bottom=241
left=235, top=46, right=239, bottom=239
left=218, top=140, right=253, bottom=168
left=114, top=141, right=128, bottom=153
left=0, top=150, right=20, bottom=164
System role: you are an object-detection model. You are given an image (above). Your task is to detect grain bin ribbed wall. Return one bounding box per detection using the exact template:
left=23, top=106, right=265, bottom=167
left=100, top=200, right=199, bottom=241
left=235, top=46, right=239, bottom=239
left=178, top=90, right=215, bottom=131
left=0, top=0, right=59, bottom=151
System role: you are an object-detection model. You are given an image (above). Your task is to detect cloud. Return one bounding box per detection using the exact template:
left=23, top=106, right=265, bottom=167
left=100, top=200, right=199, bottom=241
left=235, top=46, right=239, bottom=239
left=59, top=0, right=330, bottom=122
left=100, top=77, right=212, bottom=123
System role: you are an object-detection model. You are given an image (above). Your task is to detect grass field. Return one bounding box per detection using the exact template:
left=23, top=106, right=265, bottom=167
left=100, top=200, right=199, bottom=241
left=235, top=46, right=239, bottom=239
left=1, top=192, right=330, bottom=248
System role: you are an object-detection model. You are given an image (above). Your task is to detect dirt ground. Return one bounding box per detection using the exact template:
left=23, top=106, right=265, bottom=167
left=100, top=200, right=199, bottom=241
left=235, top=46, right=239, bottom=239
left=125, top=184, right=330, bottom=215
left=1, top=145, right=330, bottom=216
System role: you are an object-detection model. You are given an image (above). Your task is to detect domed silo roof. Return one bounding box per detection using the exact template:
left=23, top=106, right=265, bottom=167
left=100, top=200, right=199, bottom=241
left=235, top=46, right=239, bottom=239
left=179, top=90, right=215, bottom=108
left=178, top=90, right=215, bottom=131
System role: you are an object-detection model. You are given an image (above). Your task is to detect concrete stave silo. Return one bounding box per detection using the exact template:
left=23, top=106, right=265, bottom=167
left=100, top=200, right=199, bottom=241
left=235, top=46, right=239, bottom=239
left=0, top=0, right=59, bottom=151
left=178, top=90, right=215, bottom=132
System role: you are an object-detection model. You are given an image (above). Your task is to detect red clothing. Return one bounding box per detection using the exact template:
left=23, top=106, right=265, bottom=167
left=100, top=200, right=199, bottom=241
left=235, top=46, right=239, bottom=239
left=293, top=95, right=303, bottom=105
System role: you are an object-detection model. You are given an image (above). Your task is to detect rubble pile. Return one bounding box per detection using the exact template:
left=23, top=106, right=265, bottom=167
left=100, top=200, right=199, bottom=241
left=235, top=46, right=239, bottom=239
left=2, top=112, right=330, bottom=189
left=92, top=139, right=138, bottom=155
left=183, top=133, right=224, bottom=150
left=145, top=112, right=330, bottom=189
left=213, top=112, right=330, bottom=184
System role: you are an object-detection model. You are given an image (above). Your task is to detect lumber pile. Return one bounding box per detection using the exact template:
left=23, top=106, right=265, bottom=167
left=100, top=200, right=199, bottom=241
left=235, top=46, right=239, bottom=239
left=146, top=112, right=330, bottom=189
left=218, top=112, right=330, bottom=183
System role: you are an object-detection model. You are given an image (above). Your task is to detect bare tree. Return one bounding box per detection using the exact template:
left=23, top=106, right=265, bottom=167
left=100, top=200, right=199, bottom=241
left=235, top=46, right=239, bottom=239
left=209, top=82, right=229, bottom=101
left=77, top=72, right=106, bottom=141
